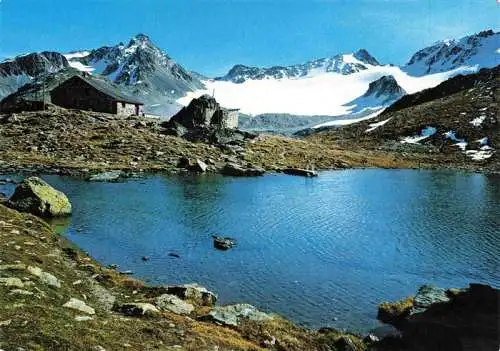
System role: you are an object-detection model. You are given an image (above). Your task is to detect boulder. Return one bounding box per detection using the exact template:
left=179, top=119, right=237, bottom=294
left=155, top=294, right=194, bottom=315
left=212, top=236, right=236, bottom=250
left=221, top=163, right=265, bottom=177
left=203, top=304, right=274, bottom=327
left=178, top=157, right=208, bottom=172
left=379, top=284, right=500, bottom=351
left=410, top=284, right=449, bottom=314
left=117, top=302, right=160, bottom=317
left=7, top=177, right=72, bottom=217
left=156, top=283, right=217, bottom=306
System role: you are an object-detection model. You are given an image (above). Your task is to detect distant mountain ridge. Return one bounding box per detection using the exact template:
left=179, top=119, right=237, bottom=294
left=216, top=49, right=380, bottom=83
left=404, top=30, right=499, bottom=76
left=0, top=29, right=498, bottom=123
left=0, top=52, right=69, bottom=98
left=65, top=34, right=204, bottom=116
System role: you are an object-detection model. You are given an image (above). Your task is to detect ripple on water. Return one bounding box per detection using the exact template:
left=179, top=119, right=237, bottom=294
left=2, top=170, right=498, bottom=332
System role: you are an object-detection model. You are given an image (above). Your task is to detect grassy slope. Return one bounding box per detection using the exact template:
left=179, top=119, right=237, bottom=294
left=306, top=66, right=499, bottom=172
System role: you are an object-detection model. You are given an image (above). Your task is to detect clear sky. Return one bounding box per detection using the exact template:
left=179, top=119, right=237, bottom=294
left=0, top=0, right=498, bottom=76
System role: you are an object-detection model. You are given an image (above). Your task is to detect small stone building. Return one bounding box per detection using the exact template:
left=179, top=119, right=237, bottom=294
left=50, top=75, right=143, bottom=116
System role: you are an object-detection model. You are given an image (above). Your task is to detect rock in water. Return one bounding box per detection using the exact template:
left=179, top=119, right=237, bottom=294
left=212, top=236, right=236, bottom=250
left=7, top=177, right=72, bottom=217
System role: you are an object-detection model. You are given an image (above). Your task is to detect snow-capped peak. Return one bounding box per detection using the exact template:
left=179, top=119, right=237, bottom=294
left=404, top=29, right=499, bottom=76
left=216, top=49, right=380, bottom=83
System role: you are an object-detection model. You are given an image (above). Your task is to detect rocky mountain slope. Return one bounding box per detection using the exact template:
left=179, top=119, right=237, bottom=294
left=65, top=34, right=204, bottom=116
left=404, top=30, right=499, bottom=76
left=0, top=52, right=69, bottom=98
left=306, top=65, right=499, bottom=172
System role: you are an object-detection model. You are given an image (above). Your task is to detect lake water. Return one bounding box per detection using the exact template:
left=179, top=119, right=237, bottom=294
left=1, top=170, right=499, bottom=332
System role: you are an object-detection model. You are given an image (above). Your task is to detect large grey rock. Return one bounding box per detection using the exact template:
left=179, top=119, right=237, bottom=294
left=27, top=265, right=61, bottom=288
left=411, top=285, right=449, bottom=314
left=7, top=177, right=72, bottom=217
left=163, top=283, right=217, bottom=306
left=204, top=304, right=274, bottom=327
left=156, top=294, right=194, bottom=315
left=63, top=298, right=96, bottom=315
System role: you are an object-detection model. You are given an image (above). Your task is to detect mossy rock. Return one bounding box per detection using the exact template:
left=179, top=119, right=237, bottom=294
left=377, top=296, right=414, bottom=327
left=8, top=177, right=72, bottom=217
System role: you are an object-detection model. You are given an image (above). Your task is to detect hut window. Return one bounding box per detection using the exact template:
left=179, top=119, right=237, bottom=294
left=121, top=102, right=126, bottom=108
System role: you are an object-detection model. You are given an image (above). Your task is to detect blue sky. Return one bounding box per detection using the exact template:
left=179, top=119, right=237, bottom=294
left=0, top=0, right=498, bottom=76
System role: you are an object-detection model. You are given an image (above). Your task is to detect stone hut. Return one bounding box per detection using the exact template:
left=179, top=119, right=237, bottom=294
left=50, top=75, right=144, bottom=116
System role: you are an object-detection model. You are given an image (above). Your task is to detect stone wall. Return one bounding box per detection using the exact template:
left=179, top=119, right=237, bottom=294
left=116, top=102, right=142, bottom=116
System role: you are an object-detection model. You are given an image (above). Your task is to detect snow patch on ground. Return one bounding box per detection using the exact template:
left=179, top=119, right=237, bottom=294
left=68, top=61, right=95, bottom=73
left=476, top=137, right=489, bottom=146
left=64, top=51, right=90, bottom=60
left=465, top=149, right=494, bottom=161
left=444, top=131, right=468, bottom=150
left=365, top=118, right=392, bottom=133
left=313, top=109, right=385, bottom=128
left=470, top=115, right=486, bottom=127
left=400, top=126, right=437, bottom=144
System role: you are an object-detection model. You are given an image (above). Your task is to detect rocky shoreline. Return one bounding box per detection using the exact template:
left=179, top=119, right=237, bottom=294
left=1, top=177, right=498, bottom=350
left=3, top=106, right=495, bottom=183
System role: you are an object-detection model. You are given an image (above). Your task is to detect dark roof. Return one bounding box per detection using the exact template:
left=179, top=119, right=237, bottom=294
left=64, top=74, right=143, bottom=105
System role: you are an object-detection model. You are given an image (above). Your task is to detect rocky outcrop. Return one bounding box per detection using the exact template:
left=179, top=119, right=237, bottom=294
left=221, top=163, right=265, bottom=177
left=144, top=283, right=217, bottom=306
left=116, top=302, right=160, bottom=317
left=164, top=95, right=238, bottom=130
left=377, top=284, right=500, bottom=351
left=7, top=177, right=72, bottom=217
left=155, top=294, right=194, bottom=315
left=202, top=304, right=274, bottom=327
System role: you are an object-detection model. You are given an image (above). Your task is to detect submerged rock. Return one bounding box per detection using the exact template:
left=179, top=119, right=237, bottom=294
left=203, top=304, right=274, bottom=327
left=7, top=177, right=72, bottom=217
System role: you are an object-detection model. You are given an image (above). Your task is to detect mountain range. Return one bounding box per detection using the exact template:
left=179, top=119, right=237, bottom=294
left=0, top=30, right=498, bottom=131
